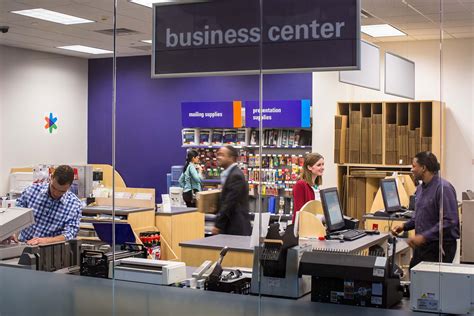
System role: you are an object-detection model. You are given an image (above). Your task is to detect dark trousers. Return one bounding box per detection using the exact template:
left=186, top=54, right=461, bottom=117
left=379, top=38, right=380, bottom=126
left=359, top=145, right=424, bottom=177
left=409, top=240, right=457, bottom=270
left=182, top=189, right=198, bottom=207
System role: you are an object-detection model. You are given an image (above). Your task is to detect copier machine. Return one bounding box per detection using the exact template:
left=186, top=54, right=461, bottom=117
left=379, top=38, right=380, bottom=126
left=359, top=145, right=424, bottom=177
left=0, top=207, right=35, bottom=260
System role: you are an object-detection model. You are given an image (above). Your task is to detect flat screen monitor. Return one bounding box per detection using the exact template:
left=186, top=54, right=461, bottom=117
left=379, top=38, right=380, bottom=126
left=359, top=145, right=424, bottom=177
left=320, top=187, right=345, bottom=232
left=380, top=178, right=401, bottom=213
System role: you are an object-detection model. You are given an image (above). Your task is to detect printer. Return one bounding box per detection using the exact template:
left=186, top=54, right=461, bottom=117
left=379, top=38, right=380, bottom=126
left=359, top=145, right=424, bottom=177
left=411, top=262, right=474, bottom=314
left=112, top=258, right=186, bottom=285
left=250, top=223, right=311, bottom=298
left=0, top=207, right=35, bottom=260
left=299, top=252, right=403, bottom=308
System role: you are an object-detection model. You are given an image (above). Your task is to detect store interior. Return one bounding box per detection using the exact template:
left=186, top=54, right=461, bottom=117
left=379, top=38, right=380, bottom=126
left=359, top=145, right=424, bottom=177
left=1, top=0, right=474, bottom=315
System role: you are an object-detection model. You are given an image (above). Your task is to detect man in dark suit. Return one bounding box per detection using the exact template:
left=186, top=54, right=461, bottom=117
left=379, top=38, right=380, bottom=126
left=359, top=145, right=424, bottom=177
left=211, top=145, right=251, bottom=236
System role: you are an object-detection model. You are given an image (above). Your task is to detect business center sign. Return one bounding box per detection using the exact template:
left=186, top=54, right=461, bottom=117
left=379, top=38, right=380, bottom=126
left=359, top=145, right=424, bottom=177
left=153, top=0, right=360, bottom=77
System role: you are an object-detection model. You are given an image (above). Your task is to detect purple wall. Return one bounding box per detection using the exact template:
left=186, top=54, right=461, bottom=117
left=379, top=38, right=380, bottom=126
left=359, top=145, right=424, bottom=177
left=88, top=56, right=312, bottom=201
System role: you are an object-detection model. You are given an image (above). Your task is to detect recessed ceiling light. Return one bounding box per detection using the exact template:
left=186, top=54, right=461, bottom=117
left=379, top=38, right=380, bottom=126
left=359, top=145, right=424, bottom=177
left=11, top=8, right=94, bottom=25
left=141, top=40, right=152, bottom=44
left=129, top=0, right=176, bottom=8
left=57, top=45, right=112, bottom=55
left=361, top=24, right=406, bottom=37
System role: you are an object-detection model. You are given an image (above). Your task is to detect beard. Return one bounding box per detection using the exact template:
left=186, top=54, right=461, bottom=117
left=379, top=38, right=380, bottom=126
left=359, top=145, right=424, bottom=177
left=413, top=173, right=422, bottom=182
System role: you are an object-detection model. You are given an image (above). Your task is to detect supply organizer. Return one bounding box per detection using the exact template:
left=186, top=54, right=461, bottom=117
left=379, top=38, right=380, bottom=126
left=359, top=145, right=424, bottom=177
left=334, top=101, right=444, bottom=221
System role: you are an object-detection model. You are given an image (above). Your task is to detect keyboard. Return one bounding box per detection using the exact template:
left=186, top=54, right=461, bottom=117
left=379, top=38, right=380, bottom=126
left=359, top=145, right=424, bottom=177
left=341, top=229, right=367, bottom=241
left=400, top=210, right=414, bottom=218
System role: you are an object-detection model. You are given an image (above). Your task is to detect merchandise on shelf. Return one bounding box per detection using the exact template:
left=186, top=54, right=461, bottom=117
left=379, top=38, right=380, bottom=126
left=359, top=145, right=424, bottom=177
left=182, top=128, right=312, bottom=148
left=211, top=129, right=223, bottom=145
left=199, top=129, right=212, bottom=145
left=182, top=129, right=199, bottom=145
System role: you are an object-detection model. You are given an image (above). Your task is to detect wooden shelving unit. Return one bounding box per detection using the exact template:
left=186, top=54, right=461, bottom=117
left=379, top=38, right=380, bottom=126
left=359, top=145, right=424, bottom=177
left=334, top=101, right=444, bottom=221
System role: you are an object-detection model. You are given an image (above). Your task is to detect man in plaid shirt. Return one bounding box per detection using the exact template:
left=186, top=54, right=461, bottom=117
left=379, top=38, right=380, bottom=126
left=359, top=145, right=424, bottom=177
left=15, top=165, right=82, bottom=245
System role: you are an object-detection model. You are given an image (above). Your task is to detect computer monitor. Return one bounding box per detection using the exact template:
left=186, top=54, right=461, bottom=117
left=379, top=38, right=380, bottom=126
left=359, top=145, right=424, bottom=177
left=320, top=188, right=345, bottom=232
left=93, top=222, right=135, bottom=245
left=380, top=178, right=401, bottom=213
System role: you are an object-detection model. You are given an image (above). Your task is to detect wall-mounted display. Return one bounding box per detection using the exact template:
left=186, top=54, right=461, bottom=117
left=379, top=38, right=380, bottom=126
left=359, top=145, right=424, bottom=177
left=339, top=40, right=380, bottom=91
left=385, top=52, right=415, bottom=99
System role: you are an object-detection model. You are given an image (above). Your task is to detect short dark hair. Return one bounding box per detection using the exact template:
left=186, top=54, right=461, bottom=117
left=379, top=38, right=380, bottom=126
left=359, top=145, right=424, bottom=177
left=414, top=151, right=440, bottom=174
left=53, top=165, right=75, bottom=185
left=223, top=145, right=238, bottom=161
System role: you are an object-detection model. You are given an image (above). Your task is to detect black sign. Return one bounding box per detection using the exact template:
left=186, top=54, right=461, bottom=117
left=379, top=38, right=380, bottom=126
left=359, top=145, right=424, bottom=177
left=153, top=0, right=360, bottom=77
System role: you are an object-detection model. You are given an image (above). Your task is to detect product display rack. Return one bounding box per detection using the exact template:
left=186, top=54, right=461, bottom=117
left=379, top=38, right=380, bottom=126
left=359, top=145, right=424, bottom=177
left=182, top=127, right=312, bottom=216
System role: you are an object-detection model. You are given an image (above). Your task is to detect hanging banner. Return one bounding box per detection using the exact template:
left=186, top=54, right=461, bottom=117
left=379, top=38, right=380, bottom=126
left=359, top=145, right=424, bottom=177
left=153, top=0, right=360, bottom=77
left=245, top=100, right=311, bottom=128
left=181, top=101, right=242, bottom=128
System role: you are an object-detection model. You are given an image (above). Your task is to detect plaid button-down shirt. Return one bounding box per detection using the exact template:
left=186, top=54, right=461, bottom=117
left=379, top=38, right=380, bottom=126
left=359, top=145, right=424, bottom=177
left=16, top=183, right=82, bottom=241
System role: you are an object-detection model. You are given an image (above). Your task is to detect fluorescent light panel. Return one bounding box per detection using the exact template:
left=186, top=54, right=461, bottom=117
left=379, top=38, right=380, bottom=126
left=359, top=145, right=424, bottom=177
left=141, top=40, right=153, bottom=44
left=129, top=0, right=176, bottom=8
left=361, top=24, right=406, bottom=37
left=11, top=8, right=94, bottom=25
left=57, top=45, right=112, bottom=55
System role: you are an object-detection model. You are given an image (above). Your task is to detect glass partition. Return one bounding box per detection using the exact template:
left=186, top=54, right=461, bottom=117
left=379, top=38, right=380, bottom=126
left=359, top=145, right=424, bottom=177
left=112, top=0, right=263, bottom=314
left=0, top=0, right=115, bottom=314
left=437, top=0, right=473, bottom=314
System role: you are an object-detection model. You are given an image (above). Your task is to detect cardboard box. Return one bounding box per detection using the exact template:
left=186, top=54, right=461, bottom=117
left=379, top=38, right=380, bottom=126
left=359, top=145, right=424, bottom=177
left=397, top=125, right=409, bottom=165
left=385, top=124, right=398, bottom=165
left=349, top=111, right=361, bottom=163
left=371, top=114, right=383, bottom=164
left=196, top=189, right=221, bottom=214
left=408, top=130, right=416, bottom=161
left=421, top=137, right=432, bottom=152
left=415, top=128, right=421, bottom=154
left=345, top=126, right=350, bottom=162
left=334, top=117, right=341, bottom=164
left=361, top=117, right=371, bottom=164
left=334, top=115, right=347, bottom=164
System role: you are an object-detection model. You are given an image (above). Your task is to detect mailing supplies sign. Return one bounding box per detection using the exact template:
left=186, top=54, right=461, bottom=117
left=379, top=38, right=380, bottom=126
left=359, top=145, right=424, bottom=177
left=153, top=0, right=360, bottom=77
left=182, top=101, right=242, bottom=128
left=245, top=100, right=311, bottom=128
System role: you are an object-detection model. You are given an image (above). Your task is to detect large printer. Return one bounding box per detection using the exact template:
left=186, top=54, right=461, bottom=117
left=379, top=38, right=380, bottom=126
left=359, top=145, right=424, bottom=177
left=250, top=223, right=311, bottom=298
left=112, top=258, right=186, bottom=285
left=0, top=207, right=82, bottom=272
left=411, top=262, right=474, bottom=314
left=299, top=251, right=403, bottom=308
left=0, top=207, right=35, bottom=260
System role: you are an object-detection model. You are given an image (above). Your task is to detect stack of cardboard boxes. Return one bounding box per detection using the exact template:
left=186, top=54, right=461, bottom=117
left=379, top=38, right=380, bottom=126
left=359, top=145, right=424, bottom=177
left=421, top=136, right=432, bottom=151
left=371, top=114, right=383, bottom=164
left=334, top=115, right=347, bottom=164
left=360, top=116, right=371, bottom=164
left=349, top=110, right=361, bottom=163
left=385, top=124, right=398, bottom=165
left=397, top=125, right=409, bottom=165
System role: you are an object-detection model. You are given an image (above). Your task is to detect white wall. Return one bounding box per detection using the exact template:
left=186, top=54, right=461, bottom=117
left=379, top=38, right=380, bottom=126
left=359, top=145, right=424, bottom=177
left=313, top=38, right=474, bottom=199
left=0, top=45, right=88, bottom=195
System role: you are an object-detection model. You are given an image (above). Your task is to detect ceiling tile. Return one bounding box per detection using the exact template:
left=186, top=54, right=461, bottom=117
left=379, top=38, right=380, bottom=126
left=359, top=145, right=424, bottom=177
left=444, top=26, right=474, bottom=32
left=406, top=28, right=442, bottom=35
left=451, top=32, right=474, bottom=38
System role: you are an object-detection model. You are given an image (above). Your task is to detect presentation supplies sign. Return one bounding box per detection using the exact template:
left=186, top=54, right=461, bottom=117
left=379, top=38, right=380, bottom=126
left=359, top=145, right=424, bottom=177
left=182, top=101, right=242, bottom=128
left=245, top=100, right=311, bottom=128
left=153, top=0, right=360, bottom=77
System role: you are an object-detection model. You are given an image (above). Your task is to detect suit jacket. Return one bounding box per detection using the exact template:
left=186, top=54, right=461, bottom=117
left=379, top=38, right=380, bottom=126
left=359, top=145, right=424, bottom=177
left=215, top=165, right=251, bottom=236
